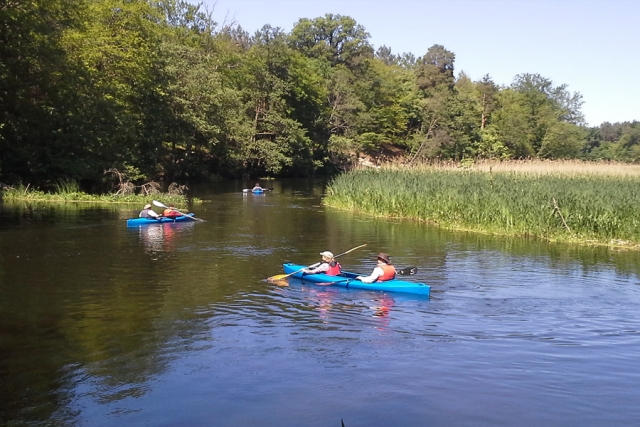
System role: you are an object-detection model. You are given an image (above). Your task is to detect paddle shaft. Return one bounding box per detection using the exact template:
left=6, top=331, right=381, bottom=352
left=268, top=243, right=368, bottom=281
left=152, top=200, right=202, bottom=221
left=316, top=266, right=417, bottom=286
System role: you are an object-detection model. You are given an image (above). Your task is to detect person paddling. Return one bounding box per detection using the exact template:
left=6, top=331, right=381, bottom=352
left=163, top=203, right=182, bottom=218
left=252, top=183, right=264, bottom=192
left=357, top=253, right=396, bottom=283
left=139, top=203, right=160, bottom=219
left=302, top=251, right=342, bottom=276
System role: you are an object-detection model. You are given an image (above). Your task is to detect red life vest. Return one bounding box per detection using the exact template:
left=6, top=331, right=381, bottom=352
left=376, top=264, right=396, bottom=282
left=326, top=261, right=341, bottom=276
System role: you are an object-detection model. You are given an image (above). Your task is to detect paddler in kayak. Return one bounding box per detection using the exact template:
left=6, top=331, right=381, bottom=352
left=356, top=253, right=396, bottom=283
left=139, top=203, right=160, bottom=219
left=302, top=251, right=342, bottom=276
left=163, top=203, right=182, bottom=218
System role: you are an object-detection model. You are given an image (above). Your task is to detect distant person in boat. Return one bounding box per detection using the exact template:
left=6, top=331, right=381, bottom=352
left=139, top=203, right=160, bottom=219
left=357, top=253, right=396, bottom=283
left=163, top=204, right=182, bottom=218
left=302, top=251, right=342, bottom=276
left=252, top=183, right=264, bottom=192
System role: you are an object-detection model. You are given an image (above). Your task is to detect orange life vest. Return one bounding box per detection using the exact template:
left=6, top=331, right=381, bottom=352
left=376, top=264, right=396, bottom=282
left=163, top=208, right=181, bottom=218
left=326, top=261, right=341, bottom=276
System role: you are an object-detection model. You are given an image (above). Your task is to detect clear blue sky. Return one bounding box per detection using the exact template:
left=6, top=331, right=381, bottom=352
left=193, top=0, right=639, bottom=127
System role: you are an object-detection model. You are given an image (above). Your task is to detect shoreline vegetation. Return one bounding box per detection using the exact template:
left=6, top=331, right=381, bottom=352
left=0, top=180, right=200, bottom=206
left=323, top=160, right=640, bottom=250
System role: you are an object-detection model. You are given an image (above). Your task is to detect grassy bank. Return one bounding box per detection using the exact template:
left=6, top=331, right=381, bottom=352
left=324, top=161, right=640, bottom=248
left=0, top=181, right=199, bottom=206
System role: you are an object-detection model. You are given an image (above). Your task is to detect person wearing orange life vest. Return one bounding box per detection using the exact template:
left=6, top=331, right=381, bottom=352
left=163, top=204, right=182, bottom=218
left=357, top=253, right=396, bottom=283
left=302, top=251, right=342, bottom=276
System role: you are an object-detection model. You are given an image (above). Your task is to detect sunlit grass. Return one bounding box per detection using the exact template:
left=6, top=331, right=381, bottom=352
left=324, top=163, right=640, bottom=248
left=407, top=159, right=640, bottom=176
left=52, top=179, right=81, bottom=195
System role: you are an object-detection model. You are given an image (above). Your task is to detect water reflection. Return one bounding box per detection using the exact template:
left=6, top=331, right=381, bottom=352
left=279, top=278, right=400, bottom=332
left=371, top=294, right=395, bottom=318
left=134, top=222, right=195, bottom=254
left=308, top=287, right=336, bottom=323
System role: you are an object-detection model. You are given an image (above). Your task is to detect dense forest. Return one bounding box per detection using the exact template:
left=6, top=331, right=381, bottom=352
left=1, top=0, right=639, bottom=188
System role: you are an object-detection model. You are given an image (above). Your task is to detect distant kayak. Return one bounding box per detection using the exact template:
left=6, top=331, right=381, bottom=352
left=282, top=263, right=431, bottom=296
left=242, top=188, right=272, bottom=194
left=126, top=213, right=195, bottom=227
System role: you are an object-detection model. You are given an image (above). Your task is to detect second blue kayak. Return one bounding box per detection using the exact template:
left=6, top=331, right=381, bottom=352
left=126, top=213, right=195, bottom=227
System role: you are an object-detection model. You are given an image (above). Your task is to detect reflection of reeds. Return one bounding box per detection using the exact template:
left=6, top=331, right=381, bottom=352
left=324, top=164, right=640, bottom=248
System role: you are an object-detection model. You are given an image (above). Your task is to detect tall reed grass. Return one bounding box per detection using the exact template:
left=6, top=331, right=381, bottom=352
left=417, top=159, right=640, bottom=176
left=324, top=165, right=640, bottom=248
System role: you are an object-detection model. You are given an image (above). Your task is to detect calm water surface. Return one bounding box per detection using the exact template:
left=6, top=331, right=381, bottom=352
left=1, top=179, right=640, bottom=427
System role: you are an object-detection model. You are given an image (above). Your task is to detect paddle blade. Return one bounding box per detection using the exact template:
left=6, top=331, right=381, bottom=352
left=268, top=274, right=288, bottom=281
left=152, top=200, right=167, bottom=208
left=397, top=266, right=418, bottom=276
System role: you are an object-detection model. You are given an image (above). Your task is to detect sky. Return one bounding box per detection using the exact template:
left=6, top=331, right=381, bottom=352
left=192, top=0, right=639, bottom=127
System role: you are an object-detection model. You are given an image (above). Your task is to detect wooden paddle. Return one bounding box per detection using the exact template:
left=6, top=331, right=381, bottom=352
left=152, top=200, right=204, bottom=221
left=267, top=243, right=367, bottom=281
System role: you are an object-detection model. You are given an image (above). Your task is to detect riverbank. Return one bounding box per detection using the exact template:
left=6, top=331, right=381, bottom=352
left=323, top=161, right=640, bottom=249
left=0, top=182, right=199, bottom=206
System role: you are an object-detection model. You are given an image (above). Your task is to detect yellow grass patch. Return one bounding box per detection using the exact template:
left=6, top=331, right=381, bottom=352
left=383, top=159, right=640, bottom=177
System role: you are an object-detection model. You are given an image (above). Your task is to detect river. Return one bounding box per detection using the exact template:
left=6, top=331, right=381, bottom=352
left=1, top=179, right=640, bottom=426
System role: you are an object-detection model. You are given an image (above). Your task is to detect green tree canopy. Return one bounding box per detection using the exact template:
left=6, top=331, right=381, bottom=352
left=288, top=14, right=373, bottom=67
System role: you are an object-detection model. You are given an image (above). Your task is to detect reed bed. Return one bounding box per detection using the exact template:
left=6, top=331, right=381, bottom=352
left=416, top=159, right=640, bottom=177
left=0, top=183, right=198, bottom=205
left=324, top=166, right=640, bottom=248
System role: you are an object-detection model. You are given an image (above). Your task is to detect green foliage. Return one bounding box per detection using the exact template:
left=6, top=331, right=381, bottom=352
left=288, top=14, right=373, bottom=67
left=415, top=44, right=456, bottom=91
left=582, top=121, right=640, bottom=162
left=0, top=2, right=635, bottom=187
left=538, top=122, right=587, bottom=159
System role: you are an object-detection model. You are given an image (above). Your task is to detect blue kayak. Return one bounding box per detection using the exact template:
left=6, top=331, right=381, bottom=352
left=242, top=188, right=265, bottom=194
left=282, top=263, right=430, bottom=296
left=126, top=213, right=195, bottom=227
